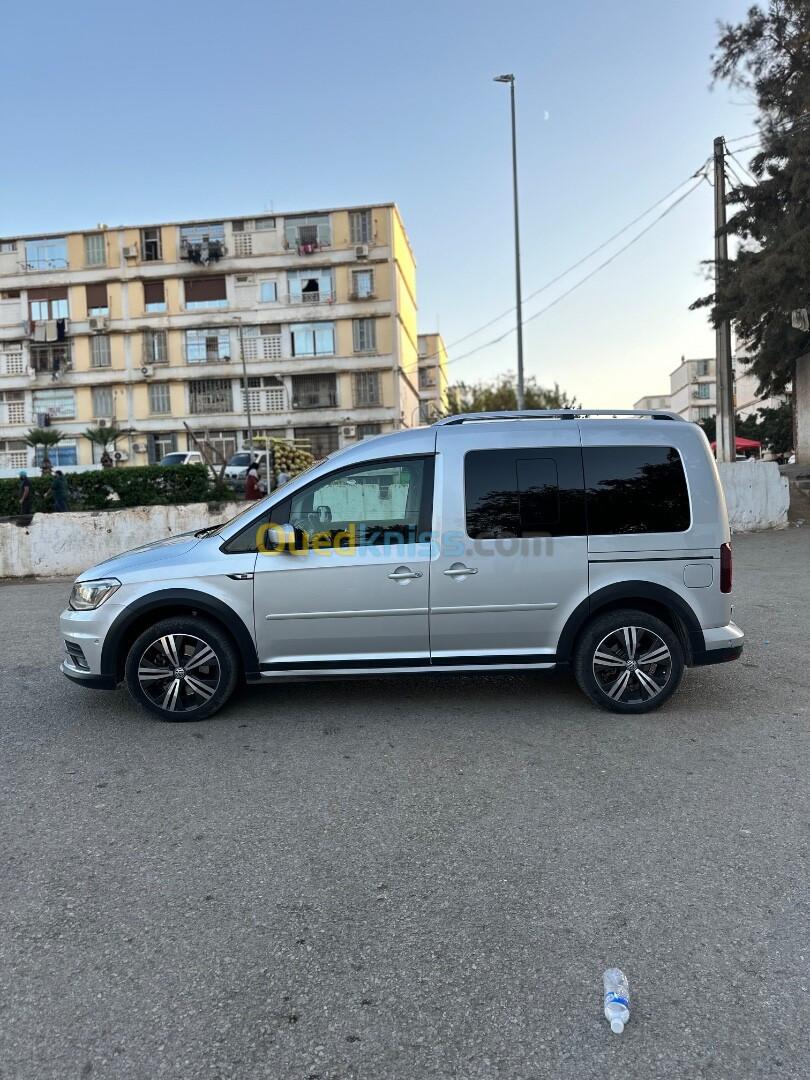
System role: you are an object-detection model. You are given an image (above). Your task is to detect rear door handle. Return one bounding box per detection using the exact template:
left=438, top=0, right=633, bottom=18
left=443, top=565, right=478, bottom=577
left=388, top=570, right=423, bottom=581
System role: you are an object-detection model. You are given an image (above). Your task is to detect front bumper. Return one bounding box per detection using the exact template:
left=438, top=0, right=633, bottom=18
left=60, top=659, right=117, bottom=689
left=691, top=620, right=745, bottom=666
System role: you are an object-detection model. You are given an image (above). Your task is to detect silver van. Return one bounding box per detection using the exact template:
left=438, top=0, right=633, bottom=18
left=60, top=411, right=744, bottom=720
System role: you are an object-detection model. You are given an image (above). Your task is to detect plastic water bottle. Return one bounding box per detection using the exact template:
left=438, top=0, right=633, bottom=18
left=603, top=968, right=630, bottom=1033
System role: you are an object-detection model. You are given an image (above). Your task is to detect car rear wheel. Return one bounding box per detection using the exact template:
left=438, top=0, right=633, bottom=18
left=124, top=616, right=239, bottom=721
left=574, top=609, right=684, bottom=714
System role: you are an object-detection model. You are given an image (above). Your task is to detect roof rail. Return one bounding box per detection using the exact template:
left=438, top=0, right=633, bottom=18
left=434, top=409, right=685, bottom=426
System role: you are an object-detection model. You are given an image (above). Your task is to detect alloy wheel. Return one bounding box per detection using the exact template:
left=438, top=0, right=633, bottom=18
left=592, top=625, right=673, bottom=705
left=137, top=633, right=221, bottom=714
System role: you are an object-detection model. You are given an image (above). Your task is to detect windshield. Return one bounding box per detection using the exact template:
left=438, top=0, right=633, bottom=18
left=228, top=453, right=251, bottom=467
left=160, top=453, right=187, bottom=466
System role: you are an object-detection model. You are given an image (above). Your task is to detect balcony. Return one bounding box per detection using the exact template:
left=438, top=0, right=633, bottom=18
left=0, top=401, right=27, bottom=425
left=29, top=318, right=71, bottom=343
left=0, top=348, right=25, bottom=377
left=30, top=343, right=73, bottom=379
left=179, top=239, right=226, bottom=265
left=286, top=289, right=336, bottom=306
left=242, top=334, right=282, bottom=361
left=242, top=386, right=286, bottom=413
left=283, top=220, right=331, bottom=254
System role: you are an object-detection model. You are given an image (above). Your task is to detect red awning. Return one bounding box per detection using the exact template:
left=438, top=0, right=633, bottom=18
left=710, top=436, right=762, bottom=449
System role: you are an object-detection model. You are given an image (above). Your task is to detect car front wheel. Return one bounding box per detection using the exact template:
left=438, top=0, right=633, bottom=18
left=574, top=609, right=684, bottom=714
left=124, top=616, right=239, bottom=721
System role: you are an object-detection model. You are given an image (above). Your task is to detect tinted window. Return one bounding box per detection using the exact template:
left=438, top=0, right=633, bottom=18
left=583, top=446, right=690, bottom=534
left=464, top=449, right=585, bottom=538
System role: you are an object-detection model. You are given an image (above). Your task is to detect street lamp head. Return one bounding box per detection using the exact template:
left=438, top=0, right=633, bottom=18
left=493, top=74, right=514, bottom=84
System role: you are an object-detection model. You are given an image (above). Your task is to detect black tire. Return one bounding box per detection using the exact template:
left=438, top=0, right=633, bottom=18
left=124, top=616, right=239, bottom=722
left=574, top=608, right=684, bottom=714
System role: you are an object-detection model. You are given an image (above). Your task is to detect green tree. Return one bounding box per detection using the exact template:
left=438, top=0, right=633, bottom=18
left=83, top=423, right=131, bottom=466
left=756, top=400, right=793, bottom=452
left=24, top=427, right=64, bottom=471
left=691, top=2, right=810, bottom=400
left=443, top=373, right=577, bottom=416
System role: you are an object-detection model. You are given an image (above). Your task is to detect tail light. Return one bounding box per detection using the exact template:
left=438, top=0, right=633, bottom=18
left=720, top=542, right=732, bottom=593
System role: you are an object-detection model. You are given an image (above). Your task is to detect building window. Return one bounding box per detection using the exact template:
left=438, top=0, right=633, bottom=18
left=0, top=391, right=26, bottom=425
left=243, top=377, right=285, bottom=414
left=353, top=370, right=381, bottom=406
left=291, top=374, right=338, bottom=409
left=349, top=210, right=372, bottom=244
left=30, top=344, right=71, bottom=375
left=284, top=214, right=331, bottom=251
left=259, top=280, right=277, bottom=303
left=148, top=432, right=176, bottom=463
left=418, top=339, right=428, bottom=357
left=35, top=439, right=77, bottom=466
left=290, top=322, right=335, bottom=357
left=141, top=228, right=163, bottom=261
left=255, top=217, right=276, bottom=231
left=144, top=280, right=166, bottom=312
left=86, top=283, right=109, bottom=316
left=287, top=269, right=334, bottom=304
left=184, top=276, right=228, bottom=309
left=419, top=367, right=437, bottom=388
left=25, top=237, right=67, bottom=270
left=0, top=439, right=27, bottom=469
left=90, top=335, right=111, bottom=368
left=189, top=379, right=232, bottom=414
left=144, top=329, right=168, bottom=364
left=695, top=360, right=710, bottom=377
left=697, top=383, right=711, bottom=399
left=92, top=386, right=114, bottom=418
left=29, top=288, right=69, bottom=322
left=179, top=223, right=225, bottom=264
left=357, top=423, right=382, bottom=439
left=294, top=425, right=340, bottom=459
left=185, top=328, right=230, bottom=363
left=697, top=406, right=712, bottom=420
left=83, top=233, right=106, bottom=267
left=33, top=387, right=76, bottom=421
left=0, top=346, right=24, bottom=376
left=148, top=382, right=171, bottom=415
left=0, top=240, right=17, bottom=254
left=353, top=318, right=377, bottom=353
left=350, top=268, right=375, bottom=298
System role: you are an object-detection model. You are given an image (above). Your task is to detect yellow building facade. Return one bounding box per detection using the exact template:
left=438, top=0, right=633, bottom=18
left=0, top=204, right=423, bottom=469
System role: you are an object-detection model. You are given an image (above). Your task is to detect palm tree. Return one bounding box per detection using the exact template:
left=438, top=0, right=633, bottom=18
left=83, top=423, right=131, bottom=466
left=24, top=427, right=64, bottom=473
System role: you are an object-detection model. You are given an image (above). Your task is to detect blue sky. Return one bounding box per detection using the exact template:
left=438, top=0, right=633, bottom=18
left=0, top=0, right=758, bottom=407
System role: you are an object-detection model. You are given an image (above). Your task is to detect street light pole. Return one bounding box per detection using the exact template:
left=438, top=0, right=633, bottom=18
left=494, top=73, right=525, bottom=410
left=236, top=321, right=254, bottom=454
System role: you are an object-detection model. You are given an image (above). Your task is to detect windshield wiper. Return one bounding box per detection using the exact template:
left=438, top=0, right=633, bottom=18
left=194, top=524, right=224, bottom=538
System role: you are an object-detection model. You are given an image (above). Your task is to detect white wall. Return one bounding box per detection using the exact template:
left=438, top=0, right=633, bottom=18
left=0, top=502, right=229, bottom=579
left=717, top=460, right=789, bottom=532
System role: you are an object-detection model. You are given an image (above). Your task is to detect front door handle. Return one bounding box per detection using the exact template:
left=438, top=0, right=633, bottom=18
left=443, top=565, right=479, bottom=577
left=388, top=569, right=423, bottom=581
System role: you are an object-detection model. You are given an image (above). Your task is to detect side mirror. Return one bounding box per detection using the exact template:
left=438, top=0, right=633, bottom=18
left=259, top=522, right=297, bottom=553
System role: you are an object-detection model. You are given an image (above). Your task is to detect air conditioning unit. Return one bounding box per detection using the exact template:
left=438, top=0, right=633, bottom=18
left=133, top=443, right=147, bottom=453
left=89, top=316, right=108, bottom=331
left=692, top=390, right=701, bottom=398
left=354, top=244, right=369, bottom=259
left=123, top=245, right=138, bottom=258
left=341, top=425, right=357, bottom=438
left=113, top=450, right=128, bottom=462
left=140, top=364, right=154, bottom=378
left=98, top=418, right=108, bottom=427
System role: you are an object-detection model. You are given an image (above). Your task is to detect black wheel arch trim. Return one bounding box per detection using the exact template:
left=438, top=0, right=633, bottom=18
left=100, top=589, right=259, bottom=682
left=555, top=580, right=703, bottom=666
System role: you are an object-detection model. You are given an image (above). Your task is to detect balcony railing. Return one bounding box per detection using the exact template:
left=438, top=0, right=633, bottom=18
left=242, top=334, right=282, bottom=361
left=0, top=349, right=25, bottom=377
left=286, top=290, right=336, bottom=305
left=241, top=387, right=286, bottom=413
left=0, top=403, right=27, bottom=424
left=292, top=390, right=338, bottom=409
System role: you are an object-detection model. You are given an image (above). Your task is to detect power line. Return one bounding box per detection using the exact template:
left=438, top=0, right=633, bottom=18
left=418, top=163, right=711, bottom=366
left=724, top=143, right=759, bottom=185
left=442, top=177, right=706, bottom=370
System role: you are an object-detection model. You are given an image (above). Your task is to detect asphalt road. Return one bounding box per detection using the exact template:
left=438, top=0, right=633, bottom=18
left=1, top=527, right=808, bottom=1080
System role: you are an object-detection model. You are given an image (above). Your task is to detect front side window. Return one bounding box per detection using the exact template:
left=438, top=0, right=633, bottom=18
left=464, top=448, right=585, bottom=539
left=583, top=446, right=691, bottom=534
left=84, top=233, right=106, bottom=267
left=281, top=456, right=433, bottom=549
left=291, top=322, right=335, bottom=357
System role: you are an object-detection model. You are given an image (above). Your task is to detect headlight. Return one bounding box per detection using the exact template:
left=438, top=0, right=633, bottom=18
left=69, top=578, right=121, bottom=611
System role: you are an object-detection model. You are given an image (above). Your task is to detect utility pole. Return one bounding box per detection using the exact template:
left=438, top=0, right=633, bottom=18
left=713, top=136, right=736, bottom=463
left=237, top=321, right=254, bottom=454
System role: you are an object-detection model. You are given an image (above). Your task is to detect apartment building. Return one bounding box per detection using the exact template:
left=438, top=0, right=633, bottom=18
left=416, top=332, right=448, bottom=423
left=0, top=204, right=421, bottom=469
left=635, top=352, right=785, bottom=426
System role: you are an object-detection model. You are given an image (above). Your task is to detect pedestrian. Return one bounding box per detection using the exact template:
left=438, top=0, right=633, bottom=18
left=50, top=469, right=69, bottom=512
left=276, top=468, right=289, bottom=487
left=244, top=463, right=262, bottom=501
left=19, top=470, right=33, bottom=514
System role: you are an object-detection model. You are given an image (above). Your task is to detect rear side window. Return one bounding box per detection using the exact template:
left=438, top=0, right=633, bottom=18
left=583, top=446, right=690, bottom=534
left=464, top=449, right=585, bottom=538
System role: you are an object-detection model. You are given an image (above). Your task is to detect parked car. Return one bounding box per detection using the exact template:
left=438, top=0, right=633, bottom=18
left=159, top=451, right=205, bottom=467
left=223, top=451, right=254, bottom=491
left=60, top=410, right=744, bottom=721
